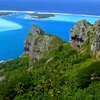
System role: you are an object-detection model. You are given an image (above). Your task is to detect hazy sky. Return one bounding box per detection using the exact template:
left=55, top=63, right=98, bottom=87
left=0, top=0, right=100, bottom=15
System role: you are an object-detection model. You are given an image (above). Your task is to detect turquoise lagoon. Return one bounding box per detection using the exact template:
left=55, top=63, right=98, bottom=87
left=0, top=12, right=100, bottom=61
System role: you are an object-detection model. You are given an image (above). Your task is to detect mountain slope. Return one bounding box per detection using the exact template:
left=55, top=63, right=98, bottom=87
left=0, top=21, right=100, bottom=100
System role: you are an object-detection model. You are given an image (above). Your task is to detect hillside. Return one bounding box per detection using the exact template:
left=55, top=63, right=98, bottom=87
left=0, top=21, right=100, bottom=100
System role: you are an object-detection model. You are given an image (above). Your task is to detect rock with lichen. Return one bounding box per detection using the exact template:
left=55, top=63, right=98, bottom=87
left=70, top=20, right=92, bottom=49
left=24, top=25, right=63, bottom=66
left=91, top=20, right=100, bottom=53
left=70, top=20, right=100, bottom=54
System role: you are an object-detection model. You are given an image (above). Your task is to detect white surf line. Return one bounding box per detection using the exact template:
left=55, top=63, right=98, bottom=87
left=0, top=10, right=35, bottom=14
left=0, top=10, right=100, bottom=24
left=0, top=10, right=100, bottom=18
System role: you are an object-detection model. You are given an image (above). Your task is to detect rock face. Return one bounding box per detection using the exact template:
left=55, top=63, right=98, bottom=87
left=24, top=25, right=63, bottom=66
left=70, top=20, right=92, bottom=48
left=70, top=20, right=100, bottom=54
left=91, top=20, right=100, bottom=53
left=25, top=20, right=100, bottom=65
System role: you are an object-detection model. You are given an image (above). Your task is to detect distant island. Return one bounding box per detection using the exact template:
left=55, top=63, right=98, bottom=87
left=0, top=12, right=12, bottom=16
left=28, top=13, right=55, bottom=19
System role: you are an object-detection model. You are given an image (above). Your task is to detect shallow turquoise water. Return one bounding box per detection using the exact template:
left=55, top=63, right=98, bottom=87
left=0, top=13, right=100, bottom=61
left=45, top=14, right=100, bottom=24
left=0, top=13, right=75, bottom=61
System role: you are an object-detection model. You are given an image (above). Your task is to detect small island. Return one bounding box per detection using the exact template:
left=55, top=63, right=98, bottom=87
left=0, top=12, right=12, bottom=16
left=28, top=13, right=55, bottom=19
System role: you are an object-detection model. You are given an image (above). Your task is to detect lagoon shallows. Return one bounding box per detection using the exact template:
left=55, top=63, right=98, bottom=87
left=0, top=12, right=100, bottom=61
left=0, top=18, right=22, bottom=32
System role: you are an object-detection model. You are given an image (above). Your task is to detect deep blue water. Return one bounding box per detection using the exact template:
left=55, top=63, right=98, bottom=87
left=0, top=0, right=100, bottom=15
left=0, top=13, right=75, bottom=61
left=0, top=0, right=100, bottom=61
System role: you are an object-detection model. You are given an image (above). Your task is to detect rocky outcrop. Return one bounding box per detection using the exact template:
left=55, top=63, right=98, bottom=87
left=91, top=20, right=100, bottom=53
left=25, top=20, right=100, bottom=65
left=70, top=20, right=92, bottom=48
left=70, top=20, right=100, bottom=54
left=24, top=25, right=63, bottom=66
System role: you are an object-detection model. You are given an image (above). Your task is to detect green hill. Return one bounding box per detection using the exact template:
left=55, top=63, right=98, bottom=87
left=0, top=21, right=100, bottom=100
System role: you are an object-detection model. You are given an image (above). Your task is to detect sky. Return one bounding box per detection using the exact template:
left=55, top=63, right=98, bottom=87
left=0, top=0, right=100, bottom=15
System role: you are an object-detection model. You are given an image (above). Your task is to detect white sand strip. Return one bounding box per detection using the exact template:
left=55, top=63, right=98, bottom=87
left=0, top=18, right=22, bottom=32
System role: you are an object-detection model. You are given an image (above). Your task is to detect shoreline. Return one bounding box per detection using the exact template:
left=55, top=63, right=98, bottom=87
left=0, top=10, right=100, bottom=18
left=0, top=54, right=24, bottom=63
left=0, top=10, right=100, bottom=62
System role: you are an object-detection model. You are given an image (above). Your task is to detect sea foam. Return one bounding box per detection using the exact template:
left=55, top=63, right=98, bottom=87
left=18, top=11, right=100, bottom=24
left=1, top=10, right=100, bottom=24
left=33, top=12, right=100, bottom=24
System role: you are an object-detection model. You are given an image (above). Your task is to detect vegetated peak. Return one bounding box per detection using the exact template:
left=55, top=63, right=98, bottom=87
left=24, top=25, right=63, bottom=66
left=70, top=20, right=100, bottom=60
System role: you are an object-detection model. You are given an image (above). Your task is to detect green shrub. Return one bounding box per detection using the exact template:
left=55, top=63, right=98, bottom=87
left=76, top=61, right=100, bottom=89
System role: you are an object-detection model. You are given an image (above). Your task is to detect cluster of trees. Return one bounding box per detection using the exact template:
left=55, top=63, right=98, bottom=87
left=0, top=43, right=100, bottom=100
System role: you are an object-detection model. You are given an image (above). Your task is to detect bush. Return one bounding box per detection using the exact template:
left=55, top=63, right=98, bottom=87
left=76, top=61, right=100, bottom=89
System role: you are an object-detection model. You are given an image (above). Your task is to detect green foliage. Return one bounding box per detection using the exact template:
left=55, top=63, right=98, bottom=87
left=77, top=61, right=100, bottom=89
left=0, top=43, right=100, bottom=100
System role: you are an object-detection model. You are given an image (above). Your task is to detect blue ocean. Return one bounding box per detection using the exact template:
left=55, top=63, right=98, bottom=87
left=0, top=0, right=100, bottom=15
left=0, top=0, right=100, bottom=61
left=0, top=13, right=75, bottom=61
left=0, top=12, right=100, bottom=61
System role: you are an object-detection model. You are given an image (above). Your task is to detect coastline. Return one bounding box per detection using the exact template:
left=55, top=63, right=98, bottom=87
left=0, top=10, right=100, bottom=62
left=0, top=10, right=100, bottom=18
left=0, top=53, right=24, bottom=63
